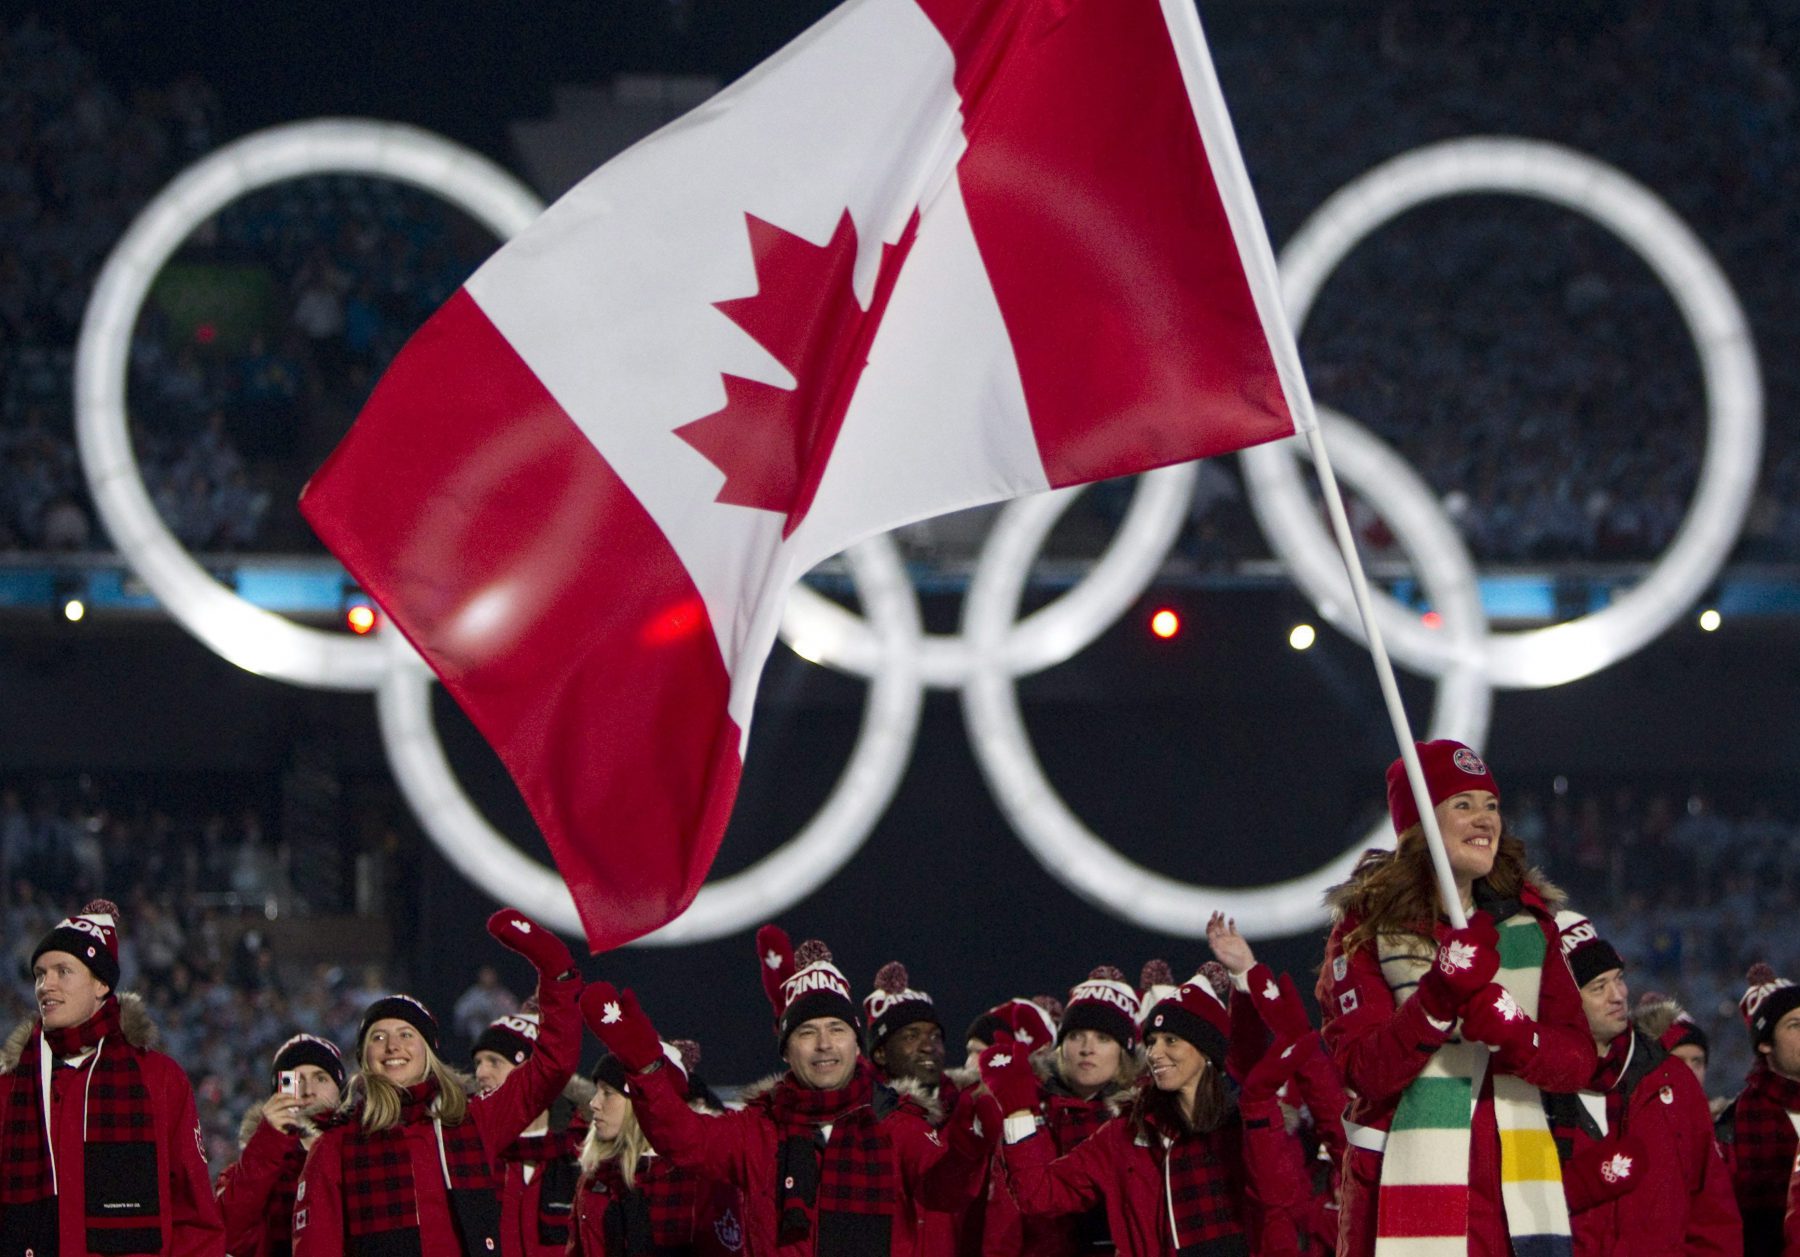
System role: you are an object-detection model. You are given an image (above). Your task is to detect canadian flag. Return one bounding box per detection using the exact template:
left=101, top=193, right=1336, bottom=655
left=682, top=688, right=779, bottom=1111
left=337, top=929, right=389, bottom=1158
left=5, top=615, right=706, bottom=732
left=301, top=0, right=1308, bottom=950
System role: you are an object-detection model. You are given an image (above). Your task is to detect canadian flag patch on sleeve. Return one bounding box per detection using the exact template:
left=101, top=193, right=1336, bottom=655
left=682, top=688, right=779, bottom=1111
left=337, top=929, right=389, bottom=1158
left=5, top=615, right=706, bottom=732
left=1339, top=989, right=1360, bottom=1015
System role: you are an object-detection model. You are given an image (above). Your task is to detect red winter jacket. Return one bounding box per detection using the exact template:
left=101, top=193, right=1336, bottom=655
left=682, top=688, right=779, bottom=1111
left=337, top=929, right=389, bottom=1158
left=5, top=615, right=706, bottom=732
left=0, top=995, right=225, bottom=1257
left=216, top=1105, right=308, bottom=1257
left=291, top=974, right=578, bottom=1257
left=1547, top=1032, right=1740, bottom=1256
left=979, top=1055, right=1124, bottom=1257
left=994, top=1092, right=1310, bottom=1255
left=568, top=1154, right=747, bottom=1256
left=496, top=1122, right=584, bottom=1257
left=627, top=1060, right=989, bottom=1257
left=1317, top=881, right=1594, bottom=1257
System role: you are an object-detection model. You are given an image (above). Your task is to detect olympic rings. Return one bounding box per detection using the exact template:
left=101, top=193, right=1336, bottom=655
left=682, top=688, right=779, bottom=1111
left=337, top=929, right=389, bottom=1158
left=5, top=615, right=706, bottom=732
left=1243, top=137, right=1763, bottom=689
left=79, top=125, right=1761, bottom=942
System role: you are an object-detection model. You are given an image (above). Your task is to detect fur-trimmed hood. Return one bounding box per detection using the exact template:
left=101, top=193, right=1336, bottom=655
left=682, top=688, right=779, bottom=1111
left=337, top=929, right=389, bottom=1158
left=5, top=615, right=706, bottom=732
left=1030, top=1045, right=1131, bottom=1117
left=738, top=1068, right=946, bottom=1126
left=1324, top=855, right=1566, bottom=924
left=0, top=992, right=157, bottom=1074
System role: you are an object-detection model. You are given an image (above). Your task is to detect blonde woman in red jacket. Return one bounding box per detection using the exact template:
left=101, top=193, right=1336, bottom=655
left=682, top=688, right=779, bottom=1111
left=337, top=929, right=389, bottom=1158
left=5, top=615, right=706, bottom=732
left=292, top=910, right=580, bottom=1257
left=986, top=972, right=1311, bottom=1255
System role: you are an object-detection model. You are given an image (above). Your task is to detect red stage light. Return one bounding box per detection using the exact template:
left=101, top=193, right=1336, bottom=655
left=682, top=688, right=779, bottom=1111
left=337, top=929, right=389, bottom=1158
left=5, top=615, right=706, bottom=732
left=346, top=604, right=377, bottom=635
left=194, top=322, right=217, bottom=345
left=1150, top=608, right=1180, bottom=639
left=1421, top=610, right=1443, bottom=629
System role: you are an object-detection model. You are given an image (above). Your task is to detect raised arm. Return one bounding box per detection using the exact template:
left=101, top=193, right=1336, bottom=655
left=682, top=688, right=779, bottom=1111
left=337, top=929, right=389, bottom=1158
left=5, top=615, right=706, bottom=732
left=470, top=910, right=583, bottom=1151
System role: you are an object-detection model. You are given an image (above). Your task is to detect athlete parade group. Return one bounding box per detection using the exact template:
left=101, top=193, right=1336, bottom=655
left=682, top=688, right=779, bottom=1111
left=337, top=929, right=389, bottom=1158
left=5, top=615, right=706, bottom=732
left=0, top=740, right=1793, bottom=1256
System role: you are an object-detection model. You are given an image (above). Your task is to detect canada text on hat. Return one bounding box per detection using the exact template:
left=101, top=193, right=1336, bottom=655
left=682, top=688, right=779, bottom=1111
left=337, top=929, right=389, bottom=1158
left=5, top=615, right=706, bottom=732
left=1741, top=963, right=1800, bottom=1047
left=1067, top=972, right=1139, bottom=1019
left=1555, top=911, right=1626, bottom=989
left=783, top=958, right=853, bottom=1008
left=863, top=961, right=940, bottom=1049
left=32, top=898, right=123, bottom=988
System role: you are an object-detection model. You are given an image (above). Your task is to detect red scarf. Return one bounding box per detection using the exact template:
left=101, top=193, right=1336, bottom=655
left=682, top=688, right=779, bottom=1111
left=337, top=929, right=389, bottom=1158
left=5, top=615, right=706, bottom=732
left=589, top=1155, right=703, bottom=1253
left=339, top=1077, right=495, bottom=1249
left=754, top=1058, right=897, bottom=1252
left=500, top=1126, right=586, bottom=1246
left=1139, top=1096, right=1247, bottom=1256
left=1, top=997, right=163, bottom=1252
left=1726, top=1063, right=1800, bottom=1213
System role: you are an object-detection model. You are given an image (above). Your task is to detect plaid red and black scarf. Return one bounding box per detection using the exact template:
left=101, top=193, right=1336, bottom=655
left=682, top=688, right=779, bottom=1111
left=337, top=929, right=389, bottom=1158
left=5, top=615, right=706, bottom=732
left=755, top=1058, right=898, bottom=1253
left=589, top=1155, right=702, bottom=1253
left=1725, top=1064, right=1800, bottom=1214
left=339, top=1077, right=495, bottom=1247
left=1590, top=1031, right=1635, bottom=1133
left=1141, top=1101, right=1247, bottom=1257
left=264, top=1140, right=309, bottom=1257
left=1042, top=1089, right=1113, bottom=1156
left=501, top=1127, right=585, bottom=1246
left=1, top=996, right=164, bottom=1252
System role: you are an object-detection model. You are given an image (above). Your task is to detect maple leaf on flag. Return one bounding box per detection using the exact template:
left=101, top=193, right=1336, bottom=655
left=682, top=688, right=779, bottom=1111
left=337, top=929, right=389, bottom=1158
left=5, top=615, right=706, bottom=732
left=677, top=209, right=918, bottom=537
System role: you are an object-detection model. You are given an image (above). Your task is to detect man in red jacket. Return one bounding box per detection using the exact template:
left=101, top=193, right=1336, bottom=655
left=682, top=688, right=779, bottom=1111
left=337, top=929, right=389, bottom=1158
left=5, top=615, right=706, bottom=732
left=471, top=1007, right=586, bottom=1257
left=584, top=925, right=996, bottom=1256
left=1542, top=913, right=1740, bottom=1256
left=1717, top=962, right=1800, bottom=1256
left=216, top=1033, right=347, bottom=1257
left=0, top=898, right=225, bottom=1256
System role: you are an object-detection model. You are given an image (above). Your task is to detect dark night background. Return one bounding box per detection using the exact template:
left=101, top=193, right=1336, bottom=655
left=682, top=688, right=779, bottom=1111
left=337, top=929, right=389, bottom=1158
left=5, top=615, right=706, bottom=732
left=6, top=0, right=1798, bottom=1081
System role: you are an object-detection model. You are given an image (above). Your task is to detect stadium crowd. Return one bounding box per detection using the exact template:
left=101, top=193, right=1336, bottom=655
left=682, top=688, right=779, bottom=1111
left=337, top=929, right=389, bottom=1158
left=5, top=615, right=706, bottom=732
left=2, top=10, right=1798, bottom=566
left=0, top=744, right=1796, bottom=1253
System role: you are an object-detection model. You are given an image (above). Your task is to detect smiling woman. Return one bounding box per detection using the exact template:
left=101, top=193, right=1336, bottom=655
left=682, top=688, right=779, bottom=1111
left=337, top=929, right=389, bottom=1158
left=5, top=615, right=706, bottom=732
left=289, top=909, right=582, bottom=1257
left=1316, top=740, right=1599, bottom=1256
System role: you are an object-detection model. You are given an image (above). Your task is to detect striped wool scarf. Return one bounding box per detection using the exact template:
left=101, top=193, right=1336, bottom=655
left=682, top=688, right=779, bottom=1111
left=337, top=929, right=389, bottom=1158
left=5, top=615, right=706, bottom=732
left=1374, top=912, right=1572, bottom=1257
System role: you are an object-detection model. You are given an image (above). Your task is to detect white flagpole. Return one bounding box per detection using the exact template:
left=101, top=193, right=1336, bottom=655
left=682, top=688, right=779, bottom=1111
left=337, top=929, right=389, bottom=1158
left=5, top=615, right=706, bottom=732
left=1299, top=427, right=1468, bottom=930
left=1160, top=0, right=1467, bottom=928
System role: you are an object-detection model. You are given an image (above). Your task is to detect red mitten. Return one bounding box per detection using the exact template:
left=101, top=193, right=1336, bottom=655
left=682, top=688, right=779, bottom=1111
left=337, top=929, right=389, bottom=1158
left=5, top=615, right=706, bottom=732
left=1246, top=965, right=1315, bottom=1040
left=1458, top=982, right=1538, bottom=1056
left=1561, top=1134, right=1648, bottom=1212
left=978, top=1035, right=1042, bottom=1117
left=1240, top=1033, right=1314, bottom=1104
left=486, top=909, right=576, bottom=979
left=580, top=982, right=662, bottom=1073
left=943, top=1090, right=1003, bottom=1160
left=1416, top=913, right=1500, bottom=1021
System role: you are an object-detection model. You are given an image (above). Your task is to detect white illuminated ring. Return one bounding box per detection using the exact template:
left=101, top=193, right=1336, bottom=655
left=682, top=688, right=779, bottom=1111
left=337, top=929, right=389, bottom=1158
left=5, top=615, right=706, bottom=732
left=962, top=414, right=1493, bottom=936
left=81, top=127, right=1762, bottom=943
left=782, top=462, right=1197, bottom=684
left=1243, top=137, right=1763, bottom=688
left=74, top=119, right=545, bottom=691
left=379, top=537, right=925, bottom=942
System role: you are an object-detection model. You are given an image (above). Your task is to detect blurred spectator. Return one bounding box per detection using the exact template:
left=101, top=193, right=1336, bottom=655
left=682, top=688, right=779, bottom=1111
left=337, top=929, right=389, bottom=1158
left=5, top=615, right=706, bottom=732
left=453, top=962, right=520, bottom=1042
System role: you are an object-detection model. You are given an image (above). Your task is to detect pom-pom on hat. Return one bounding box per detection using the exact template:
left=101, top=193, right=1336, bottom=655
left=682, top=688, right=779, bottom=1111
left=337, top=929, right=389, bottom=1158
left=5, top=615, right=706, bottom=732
left=472, top=1009, right=541, bottom=1066
left=964, top=997, right=1059, bottom=1052
left=272, top=1033, right=347, bottom=1092
left=357, top=994, right=440, bottom=1057
left=1741, top=963, right=1800, bottom=1048
left=863, top=961, right=942, bottom=1054
left=1387, top=740, right=1500, bottom=836
left=755, top=924, right=860, bottom=1053
left=1142, top=973, right=1232, bottom=1069
left=1555, top=911, right=1626, bottom=989
left=1136, top=959, right=1180, bottom=1027
left=33, top=898, right=122, bottom=988
left=1059, top=965, right=1141, bottom=1052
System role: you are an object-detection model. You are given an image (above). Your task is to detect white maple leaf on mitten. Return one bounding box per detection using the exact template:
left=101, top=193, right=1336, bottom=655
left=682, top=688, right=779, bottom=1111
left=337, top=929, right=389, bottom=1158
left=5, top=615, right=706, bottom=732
left=1600, top=1152, right=1633, bottom=1183
left=1441, top=940, right=1478, bottom=973
left=1493, top=989, right=1523, bottom=1021
left=1262, top=980, right=1280, bottom=1002
left=989, top=1053, right=1012, bottom=1069
left=764, top=949, right=782, bottom=969
left=513, top=920, right=532, bottom=934
left=602, top=1002, right=623, bottom=1025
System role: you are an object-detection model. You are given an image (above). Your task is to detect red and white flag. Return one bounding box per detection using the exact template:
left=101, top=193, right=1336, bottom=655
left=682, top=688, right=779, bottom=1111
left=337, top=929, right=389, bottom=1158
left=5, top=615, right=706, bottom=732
left=302, top=0, right=1313, bottom=951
